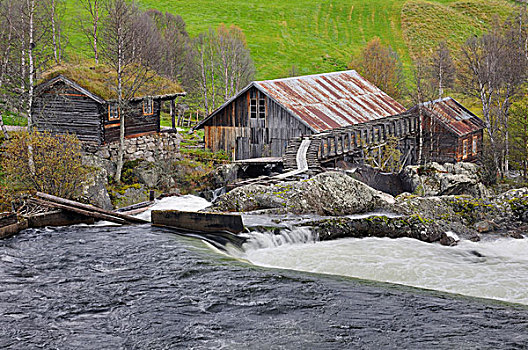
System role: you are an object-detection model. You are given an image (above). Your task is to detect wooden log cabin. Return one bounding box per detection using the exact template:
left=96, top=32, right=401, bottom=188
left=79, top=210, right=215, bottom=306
left=33, top=73, right=185, bottom=145
left=408, top=97, right=485, bottom=163
left=194, top=70, right=407, bottom=160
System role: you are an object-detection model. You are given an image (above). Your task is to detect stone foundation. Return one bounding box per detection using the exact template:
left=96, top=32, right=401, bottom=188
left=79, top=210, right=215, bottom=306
left=89, top=131, right=182, bottom=163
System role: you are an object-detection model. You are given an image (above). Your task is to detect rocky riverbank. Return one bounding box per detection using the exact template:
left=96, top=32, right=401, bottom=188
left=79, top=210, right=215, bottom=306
left=209, top=163, right=528, bottom=246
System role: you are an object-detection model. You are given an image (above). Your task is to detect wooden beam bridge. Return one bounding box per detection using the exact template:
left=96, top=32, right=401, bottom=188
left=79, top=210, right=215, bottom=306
left=283, top=113, right=419, bottom=172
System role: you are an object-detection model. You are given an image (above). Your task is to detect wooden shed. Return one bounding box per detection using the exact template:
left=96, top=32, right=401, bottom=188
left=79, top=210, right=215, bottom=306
left=409, top=97, right=485, bottom=163
left=195, top=70, right=406, bottom=160
left=33, top=73, right=185, bottom=145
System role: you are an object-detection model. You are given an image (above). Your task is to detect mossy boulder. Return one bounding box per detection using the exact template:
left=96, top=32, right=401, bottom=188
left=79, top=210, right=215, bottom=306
left=401, top=162, right=489, bottom=197
left=307, top=214, right=454, bottom=245
left=209, top=171, right=394, bottom=215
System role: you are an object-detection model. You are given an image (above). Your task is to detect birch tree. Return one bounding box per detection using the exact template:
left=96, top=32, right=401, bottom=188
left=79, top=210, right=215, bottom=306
left=99, top=0, right=162, bottom=182
left=79, top=0, right=105, bottom=63
left=430, top=42, right=455, bottom=99
left=0, top=0, right=53, bottom=129
left=189, top=25, right=255, bottom=114
left=458, top=14, right=528, bottom=176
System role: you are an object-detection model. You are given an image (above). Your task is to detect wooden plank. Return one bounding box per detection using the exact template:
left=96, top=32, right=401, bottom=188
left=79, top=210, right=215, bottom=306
left=0, top=212, right=17, bottom=227
left=25, top=210, right=95, bottom=228
left=35, top=192, right=148, bottom=224
left=0, top=220, right=28, bottom=239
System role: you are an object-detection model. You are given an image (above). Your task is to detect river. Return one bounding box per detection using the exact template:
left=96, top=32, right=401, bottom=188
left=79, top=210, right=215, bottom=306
left=1, top=196, right=528, bottom=349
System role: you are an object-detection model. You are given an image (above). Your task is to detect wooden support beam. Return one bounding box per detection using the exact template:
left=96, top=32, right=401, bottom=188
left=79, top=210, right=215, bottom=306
left=170, top=99, right=176, bottom=129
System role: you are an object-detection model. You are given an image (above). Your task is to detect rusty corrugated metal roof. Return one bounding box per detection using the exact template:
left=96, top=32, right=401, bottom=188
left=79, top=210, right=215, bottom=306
left=255, top=70, right=406, bottom=132
left=421, top=97, right=485, bottom=137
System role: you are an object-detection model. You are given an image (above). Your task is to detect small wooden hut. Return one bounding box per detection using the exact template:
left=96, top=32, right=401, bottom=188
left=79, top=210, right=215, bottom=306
left=409, top=97, right=485, bottom=163
left=32, top=66, right=185, bottom=145
left=194, top=70, right=406, bottom=160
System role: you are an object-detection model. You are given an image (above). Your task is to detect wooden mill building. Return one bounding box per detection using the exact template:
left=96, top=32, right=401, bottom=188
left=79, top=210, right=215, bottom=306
left=409, top=97, right=485, bottom=163
left=33, top=67, right=185, bottom=145
left=195, top=70, right=407, bottom=160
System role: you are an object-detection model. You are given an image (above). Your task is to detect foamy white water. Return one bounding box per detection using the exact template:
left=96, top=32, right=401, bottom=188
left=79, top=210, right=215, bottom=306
left=135, top=195, right=211, bottom=222
left=234, top=229, right=528, bottom=305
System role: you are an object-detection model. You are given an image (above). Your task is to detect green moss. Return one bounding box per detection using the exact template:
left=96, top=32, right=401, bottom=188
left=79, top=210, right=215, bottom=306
left=40, top=61, right=183, bottom=100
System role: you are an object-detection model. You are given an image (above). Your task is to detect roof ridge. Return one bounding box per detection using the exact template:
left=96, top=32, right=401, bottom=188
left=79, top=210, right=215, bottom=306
left=256, top=70, right=359, bottom=84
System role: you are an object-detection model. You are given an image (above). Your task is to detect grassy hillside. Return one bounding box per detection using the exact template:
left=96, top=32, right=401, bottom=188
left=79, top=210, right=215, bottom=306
left=64, top=0, right=515, bottom=80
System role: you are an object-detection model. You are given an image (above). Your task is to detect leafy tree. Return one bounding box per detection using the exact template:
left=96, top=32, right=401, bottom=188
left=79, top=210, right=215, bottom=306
left=0, top=0, right=55, bottom=127
left=1, top=131, right=88, bottom=199
left=510, top=101, right=528, bottom=180
left=349, top=37, right=404, bottom=98
left=189, top=24, right=255, bottom=114
left=458, top=10, right=528, bottom=176
left=99, top=0, right=162, bottom=182
left=366, top=135, right=402, bottom=173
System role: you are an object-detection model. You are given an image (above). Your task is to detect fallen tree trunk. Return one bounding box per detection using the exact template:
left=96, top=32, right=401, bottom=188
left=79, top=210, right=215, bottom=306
left=35, top=192, right=148, bottom=224
left=31, top=198, right=129, bottom=225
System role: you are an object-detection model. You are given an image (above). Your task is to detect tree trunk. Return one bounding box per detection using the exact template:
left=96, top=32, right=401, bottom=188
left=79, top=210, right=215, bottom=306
left=27, top=0, right=34, bottom=130
left=51, top=0, right=58, bottom=64
left=94, top=0, right=99, bottom=64
left=0, top=113, right=9, bottom=139
left=115, top=28, right=124, bottom=183
left=417, top=106, right=424, bottom=165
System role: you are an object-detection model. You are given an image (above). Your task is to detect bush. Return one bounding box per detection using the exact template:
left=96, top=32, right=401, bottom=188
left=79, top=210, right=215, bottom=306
left=1, top=131, right=88, bottom=199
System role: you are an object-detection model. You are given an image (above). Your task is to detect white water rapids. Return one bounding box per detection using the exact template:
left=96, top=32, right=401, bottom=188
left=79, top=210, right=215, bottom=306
left=147, top=196, right=528, bottom=305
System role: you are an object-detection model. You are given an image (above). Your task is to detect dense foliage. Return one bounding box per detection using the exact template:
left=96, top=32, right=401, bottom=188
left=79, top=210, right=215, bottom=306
left=1, top=131, right=88, bottom=199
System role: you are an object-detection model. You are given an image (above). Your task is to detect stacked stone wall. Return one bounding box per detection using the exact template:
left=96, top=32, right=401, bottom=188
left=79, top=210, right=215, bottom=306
left=87, top=132, right=182, bottom=163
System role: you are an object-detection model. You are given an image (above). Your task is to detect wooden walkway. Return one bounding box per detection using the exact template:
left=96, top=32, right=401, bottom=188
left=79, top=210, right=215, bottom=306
left=283, top=113, right=419, bottom=172
left=227, top=113, right=418, bottom=191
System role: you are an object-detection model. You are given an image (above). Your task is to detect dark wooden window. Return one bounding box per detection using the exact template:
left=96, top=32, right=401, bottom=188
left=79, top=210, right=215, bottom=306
left=143, top=98, right=153, bottom=116
left=250, top=98, right=257, bottom=118
left=472, top=136, right=478, bottom=155
left=108, top=105, right=120, bottom=121
left=462, top=138, right=469, bottom=159
left=258, top=96, right=266, bottom=119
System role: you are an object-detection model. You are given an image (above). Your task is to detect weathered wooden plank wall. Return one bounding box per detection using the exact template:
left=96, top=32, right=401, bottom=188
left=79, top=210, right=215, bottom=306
left=103, top=100, right=161, bottom=143
left=33, top=82, right=103, bottom=144
left=203, top=87, right=313, bottom=160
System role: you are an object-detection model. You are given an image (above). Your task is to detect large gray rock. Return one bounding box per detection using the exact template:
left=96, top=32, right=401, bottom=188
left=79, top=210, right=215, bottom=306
left=401, top=162, right=489, bottom=198
left=80, top=153, right=113, bottom=210
left=81, top=168, right=113, bottom=210
left=209, top=171, right=394, bottom=215
left=82, top=153, right=116, bottom=178
left=211, top=164, right=240, bottom=188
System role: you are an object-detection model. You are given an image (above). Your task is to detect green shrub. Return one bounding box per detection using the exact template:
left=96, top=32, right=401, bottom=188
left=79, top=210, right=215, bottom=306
left=1, top=131, right=88, bottom=199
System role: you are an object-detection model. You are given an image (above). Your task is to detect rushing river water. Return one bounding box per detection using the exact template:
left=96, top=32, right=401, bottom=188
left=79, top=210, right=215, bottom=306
left=1, top=196, right=528, bottom=349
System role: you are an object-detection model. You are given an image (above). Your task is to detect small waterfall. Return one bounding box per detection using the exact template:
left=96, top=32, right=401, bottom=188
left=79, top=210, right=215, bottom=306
left=241, top=227, right=317, bottom=251
left=211, top=187, right=226, bottom=202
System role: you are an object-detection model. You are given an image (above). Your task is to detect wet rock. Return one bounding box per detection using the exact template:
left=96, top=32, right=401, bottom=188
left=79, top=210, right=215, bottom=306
left=113, top=185, right=149, bottom=209
left=81, top=168, right=113, bottom=210
left=211, top=164, right=240, bottom=188
left=307, top=215, right=456, bottom=245
left=474, top=220, right=492, bottom=233
left=210, top=171, right=394, bottom=215
left=133, top=164, right=160, bottom=188
left=401, top=162, right=489, bottom=197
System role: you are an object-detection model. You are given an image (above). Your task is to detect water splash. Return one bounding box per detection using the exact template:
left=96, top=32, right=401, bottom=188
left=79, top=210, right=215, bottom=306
left=243, top=227, right=317, bottom=251
left=237, top=234, right=528, bottom=305
left=135, top=195, right=211, bottom=222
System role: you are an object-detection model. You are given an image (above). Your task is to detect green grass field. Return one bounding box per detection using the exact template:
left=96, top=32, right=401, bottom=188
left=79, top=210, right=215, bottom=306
left=64, top=0, right=514, bottom=80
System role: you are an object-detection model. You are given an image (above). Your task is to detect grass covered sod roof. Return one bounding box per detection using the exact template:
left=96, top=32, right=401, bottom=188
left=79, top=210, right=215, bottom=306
left=40, top=62, right=183, bottom=101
